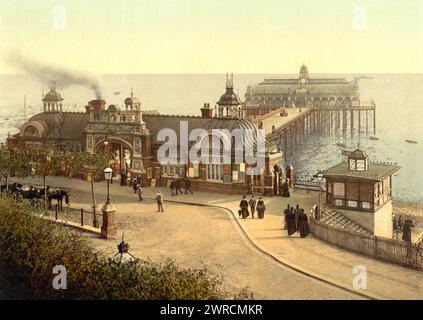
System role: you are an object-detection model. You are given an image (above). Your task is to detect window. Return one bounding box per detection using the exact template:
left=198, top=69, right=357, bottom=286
left=193, top=163, right=199, bottom=178
left=162, top=166, right=168, bottom=175
left=333, top=182, right=345, bottom=197
left=207, top=164, right=223, bottom=181
left=357, top=160, right=365, bottom=171
left=334, top=199, right=343, bottom=207
left=349, top=159, right=356, bottom=170
left=347, top=200, right=358, bottom=208
left=147, top=167, right=152, bottom=179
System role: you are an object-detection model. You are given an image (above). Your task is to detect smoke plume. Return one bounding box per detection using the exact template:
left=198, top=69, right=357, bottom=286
left=8, top=53, right=102, bottom=99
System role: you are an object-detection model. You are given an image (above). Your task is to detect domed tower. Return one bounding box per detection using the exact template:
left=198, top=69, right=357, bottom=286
left=216, top=73, right=243, bottom=118
left=42, top=81, right=64, bottom=112
left=298, top=63, right=309, bottom=86
left=124, top=88, right=142, bottom=111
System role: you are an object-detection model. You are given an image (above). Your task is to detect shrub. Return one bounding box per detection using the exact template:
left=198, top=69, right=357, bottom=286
left=0, top=196, right=252, bottom=300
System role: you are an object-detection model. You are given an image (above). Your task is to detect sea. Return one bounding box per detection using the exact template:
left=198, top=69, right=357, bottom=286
left=0, top=73, right=422, bottom=202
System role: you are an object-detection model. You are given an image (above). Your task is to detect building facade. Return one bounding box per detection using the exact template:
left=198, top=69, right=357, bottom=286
left=322, top=149, right=401, bottom=238
left=9, top=80, right=283, bottom=196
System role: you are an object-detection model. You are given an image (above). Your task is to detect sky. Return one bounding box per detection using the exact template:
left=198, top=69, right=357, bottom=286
left=1, top=0, right=423, bottom=74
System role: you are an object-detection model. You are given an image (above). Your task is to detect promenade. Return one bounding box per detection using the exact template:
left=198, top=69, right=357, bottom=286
left=8, top=175, right=423, bottom=299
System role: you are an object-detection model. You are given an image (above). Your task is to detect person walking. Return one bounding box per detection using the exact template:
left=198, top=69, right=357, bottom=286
left=294, top=204, right=300, bottom=229
left=156, top=191, right=164, bottom=212
left=136, top=184, right=143, bottom=201
left=298, top=209, right=310, bottom=238
left=287, top=206, right=297, bottom=236
left=283, top=204, right=290, bottom=230
left=256, top=197, right=266, bottom=219
left=239, top=195, right=249, bottom=219
left=249, top=196, right=257, bottom=219
left=132, top=178, right=138, bottom=193
left=183, top=177, right=193, bottom=194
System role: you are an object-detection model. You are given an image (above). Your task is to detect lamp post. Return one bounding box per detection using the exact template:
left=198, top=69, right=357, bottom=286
left=317, top=171, right=323, bottom=213
left=104, top=167, right=113, bottom=204
left=101, top=166, right=117, bottom=239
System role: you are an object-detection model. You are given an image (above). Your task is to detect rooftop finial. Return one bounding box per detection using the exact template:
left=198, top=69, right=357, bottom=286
left=130, top=87, right=134, bottom=98
left=50, top=80, right=56, bottom=91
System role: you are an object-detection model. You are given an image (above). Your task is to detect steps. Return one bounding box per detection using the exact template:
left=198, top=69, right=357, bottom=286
left=320, top=208, right=373, bottom=236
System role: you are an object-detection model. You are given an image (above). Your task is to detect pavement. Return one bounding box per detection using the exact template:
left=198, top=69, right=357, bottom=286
left=8, top=175, right=423, bottom=300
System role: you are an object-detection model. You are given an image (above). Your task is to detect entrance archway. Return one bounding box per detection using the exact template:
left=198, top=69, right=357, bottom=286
left=95, top=137, right=134, bottom=180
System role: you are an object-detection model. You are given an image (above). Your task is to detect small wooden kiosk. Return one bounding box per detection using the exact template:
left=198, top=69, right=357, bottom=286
left=322, top=149, right=401, bottom=238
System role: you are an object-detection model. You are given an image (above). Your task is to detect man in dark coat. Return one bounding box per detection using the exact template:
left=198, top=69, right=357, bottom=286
left=287, top=207, right=297, bottom=236
left=402, top=219, right=415, bottom=243
left=183, top=177, right=193, bottom=194
left=298, top=209, right=310, bottom=238
left=239, top=195, right=249, bottom=219
left=132, top=178, right=138, bottom=193
left=249, top=196, right=257, bottom=219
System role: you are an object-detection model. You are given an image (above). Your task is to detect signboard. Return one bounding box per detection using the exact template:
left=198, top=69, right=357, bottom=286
left=232, top=170, right=238, bottom=181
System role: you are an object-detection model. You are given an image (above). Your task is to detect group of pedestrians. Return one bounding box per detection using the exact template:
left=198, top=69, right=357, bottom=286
left=283, top=204, right=310, bottom=238
left=239, top=195, right=266, bottom=219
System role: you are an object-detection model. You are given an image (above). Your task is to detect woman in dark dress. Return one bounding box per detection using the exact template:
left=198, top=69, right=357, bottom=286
left=256, top=197, right=266, bottom=219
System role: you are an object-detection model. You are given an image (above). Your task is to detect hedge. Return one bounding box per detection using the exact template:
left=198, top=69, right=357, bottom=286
left=0, top=196, right=253, bottom=300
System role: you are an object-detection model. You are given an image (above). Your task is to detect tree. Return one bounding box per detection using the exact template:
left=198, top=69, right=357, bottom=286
left=71, top=151, right=108, bottom=227
left=0, top=144, right=28, bottom=193
left=28, top=145, right=60, bottom=210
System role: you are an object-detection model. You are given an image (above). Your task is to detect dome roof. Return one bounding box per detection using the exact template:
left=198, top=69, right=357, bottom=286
left=217, top=87, right=242, bottom=106
left=124, top=88, right=141, bottom=106
left=43, top=89, right=63, bottom=102
left=300, top=64, right=308, bottom=73
left=349, top=148, right=368, bottom=160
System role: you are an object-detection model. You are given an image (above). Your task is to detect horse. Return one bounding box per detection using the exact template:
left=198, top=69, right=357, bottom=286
left=47, top=189, right=71, bottom=211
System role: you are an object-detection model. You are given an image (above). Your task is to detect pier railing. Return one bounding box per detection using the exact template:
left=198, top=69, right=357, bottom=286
left=309, top=216, right=423, bottom=271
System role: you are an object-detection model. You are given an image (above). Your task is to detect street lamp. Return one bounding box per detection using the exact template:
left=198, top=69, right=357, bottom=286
left=104, top=167, right=113, bottom=204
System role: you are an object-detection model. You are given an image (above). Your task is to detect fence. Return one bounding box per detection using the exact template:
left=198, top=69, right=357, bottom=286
left=309, top=216, right=423, bottom=271
left=293, top=180, right=324, bottom=193
left=51, top=204, right=103, bottom=229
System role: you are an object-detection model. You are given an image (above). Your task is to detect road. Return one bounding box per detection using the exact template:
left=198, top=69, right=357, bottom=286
left=69, top=188, right=363, bottom=299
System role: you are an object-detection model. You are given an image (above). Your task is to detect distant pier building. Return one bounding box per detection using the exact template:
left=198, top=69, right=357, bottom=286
left=244, top=64, right=361, bottom=118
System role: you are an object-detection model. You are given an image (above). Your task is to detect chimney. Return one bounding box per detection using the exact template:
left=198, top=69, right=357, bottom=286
left=201, top=102, right=213, bottom=118
left=89, top=99, right=106, bottom=110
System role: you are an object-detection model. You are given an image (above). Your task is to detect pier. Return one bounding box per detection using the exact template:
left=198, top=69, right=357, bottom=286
left=256, top=101, right=376, bottom=155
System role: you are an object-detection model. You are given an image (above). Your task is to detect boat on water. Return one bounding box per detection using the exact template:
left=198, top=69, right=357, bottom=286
left=336, top=143, right=346, bottom=148
left=369, top=136, right=379, bottom=141
left=405, top=140, right=418, bottom=144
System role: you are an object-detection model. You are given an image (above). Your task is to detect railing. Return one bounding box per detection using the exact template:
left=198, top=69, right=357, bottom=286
left=309, top=216, right=423, bottom=271
left=51, top=204, right=103, bottom=229
left=293, top=180, right=325, bottom=193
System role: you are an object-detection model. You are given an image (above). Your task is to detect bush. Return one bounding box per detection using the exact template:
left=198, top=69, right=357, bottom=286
left=0, top=196, right=252, bottom=300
